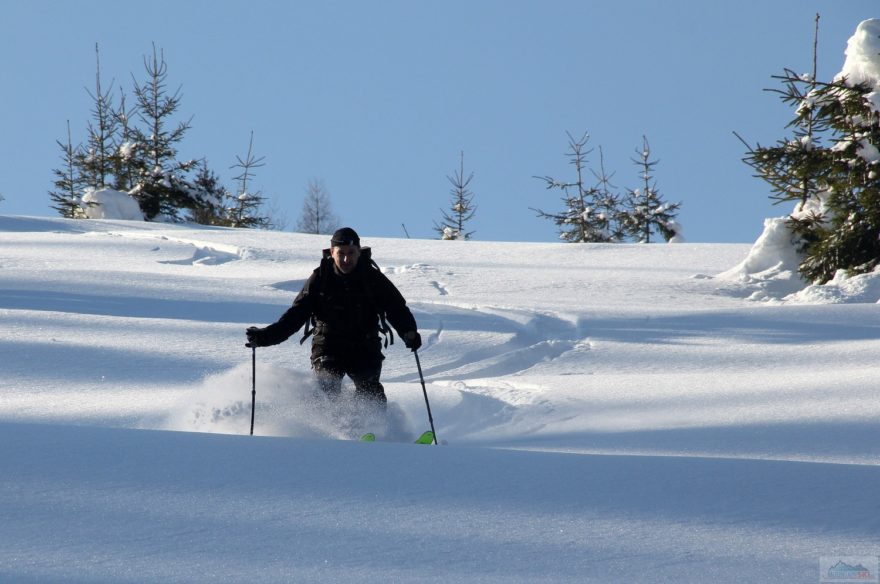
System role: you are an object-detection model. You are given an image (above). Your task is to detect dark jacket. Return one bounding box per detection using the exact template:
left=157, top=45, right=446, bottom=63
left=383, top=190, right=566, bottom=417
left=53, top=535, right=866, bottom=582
left=257, top=248, right=417, bottom=363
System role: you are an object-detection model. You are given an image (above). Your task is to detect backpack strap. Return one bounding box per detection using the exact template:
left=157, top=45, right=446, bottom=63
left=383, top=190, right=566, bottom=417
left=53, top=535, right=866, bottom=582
left=299, top=255, right=333, bottom=345
left=364, top=253, right=394, bottom=348
left=299, top=314, right=316, bottom=345
left=378, top=308, right=394, bottom=348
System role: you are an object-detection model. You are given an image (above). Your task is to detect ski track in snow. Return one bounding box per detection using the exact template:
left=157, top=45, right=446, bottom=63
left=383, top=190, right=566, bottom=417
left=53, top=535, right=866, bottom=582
left=394, top=303, right=583, bottom=381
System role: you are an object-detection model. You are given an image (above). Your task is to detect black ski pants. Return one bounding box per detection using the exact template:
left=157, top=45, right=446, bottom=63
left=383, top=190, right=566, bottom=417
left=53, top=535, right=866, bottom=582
left=312, top=356, right=386, bottom=404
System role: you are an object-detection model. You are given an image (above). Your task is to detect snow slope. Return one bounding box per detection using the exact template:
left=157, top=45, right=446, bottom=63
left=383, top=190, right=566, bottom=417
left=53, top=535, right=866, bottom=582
left=1, top=215, right=878, bottom=583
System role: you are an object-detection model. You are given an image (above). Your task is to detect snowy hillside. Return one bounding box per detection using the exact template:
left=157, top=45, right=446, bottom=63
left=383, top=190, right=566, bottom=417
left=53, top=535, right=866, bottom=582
left=1, top=215, right=878, bottom=583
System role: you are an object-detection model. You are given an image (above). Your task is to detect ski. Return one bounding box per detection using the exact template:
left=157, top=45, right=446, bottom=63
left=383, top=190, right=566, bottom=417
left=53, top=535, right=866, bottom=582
left=359, top=431, right=435, bottom=444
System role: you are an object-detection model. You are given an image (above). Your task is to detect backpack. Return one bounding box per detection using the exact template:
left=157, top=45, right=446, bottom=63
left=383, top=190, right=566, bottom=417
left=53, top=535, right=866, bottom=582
left=299, top=247, right=395, bottom=347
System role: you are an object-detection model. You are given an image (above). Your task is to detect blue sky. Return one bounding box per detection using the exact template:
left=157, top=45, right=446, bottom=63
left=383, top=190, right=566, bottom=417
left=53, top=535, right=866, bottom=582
left=1, top=1, right=876, bottom=243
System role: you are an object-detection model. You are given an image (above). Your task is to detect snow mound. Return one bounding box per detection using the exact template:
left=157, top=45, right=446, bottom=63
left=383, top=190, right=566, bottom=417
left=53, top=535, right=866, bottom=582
left=837, top=19, right=880, bottom=87
left=837, top=19, right=880, bottom=112
left=715, top=217, right=805, bottom=300
left=81, top=188, right=144, bottom=221
left=785, top=267, right=880, bottom=304
left=667, top=220, right=686, bottom=243
left=717, top=215, right=880, bottom=305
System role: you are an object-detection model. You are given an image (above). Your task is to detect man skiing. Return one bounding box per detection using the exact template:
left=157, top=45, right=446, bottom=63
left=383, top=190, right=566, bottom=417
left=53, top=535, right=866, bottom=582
left=245, top=227, right=422, bottom=406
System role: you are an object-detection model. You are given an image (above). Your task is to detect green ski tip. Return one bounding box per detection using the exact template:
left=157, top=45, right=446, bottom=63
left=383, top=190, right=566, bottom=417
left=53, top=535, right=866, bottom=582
left=361, top=431, right=435, bottom=444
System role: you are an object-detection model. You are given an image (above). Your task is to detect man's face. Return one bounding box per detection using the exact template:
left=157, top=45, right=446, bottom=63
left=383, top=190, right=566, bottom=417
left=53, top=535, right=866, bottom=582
left=331, top=244, right=361, bottom=275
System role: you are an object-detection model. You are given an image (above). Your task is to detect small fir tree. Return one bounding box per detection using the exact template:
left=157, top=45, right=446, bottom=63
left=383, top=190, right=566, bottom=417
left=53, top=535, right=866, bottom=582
left=49, top=120, right=86, bottom=218
left=591, top=146, right=627, bottom=241
left=435, top=151, right=477, bottom=240
left=532, top=132, right=614, bottom=243
left=226, top=132, right=270, bottom=229
left=622, top=137, right=681, bottom=242
left=189, top=160, right=229, bottom=226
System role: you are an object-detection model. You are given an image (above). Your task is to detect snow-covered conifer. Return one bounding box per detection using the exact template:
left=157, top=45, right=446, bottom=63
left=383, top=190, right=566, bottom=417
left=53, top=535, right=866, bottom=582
left=226, top=132, right=271, bottom=229
left=112, top=90, right=141, bottom=193
left=621, top=137, right=681, bottom=243
left=129, top=44, right=196, bottom=220
left=435, top=151, right=477, bottom=240
left=592, top=146, right=627, bottom=241
left=532, top=132, right=616, bottom=243
left=189, top=161, right=229, bottom=226
left=77, top=44, right=119, bottom=192
left=739, top=18, right=880, bottom=283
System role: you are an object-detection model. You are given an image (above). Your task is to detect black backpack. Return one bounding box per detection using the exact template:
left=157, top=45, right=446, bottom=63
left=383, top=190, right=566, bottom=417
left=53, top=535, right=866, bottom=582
left=299, top=247, right=395, bottom=347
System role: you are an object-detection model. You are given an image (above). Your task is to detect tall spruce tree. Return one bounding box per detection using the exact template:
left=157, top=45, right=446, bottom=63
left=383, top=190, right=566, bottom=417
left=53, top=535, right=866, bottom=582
left=49, top=120, right=86, bottom=218
left=622, top=137, right=681, bottom=242
left=741, top=70, right=880, bottom=282
left=130, top=43, right=196, bottom=220
left=738, top=17, right=880, bottom=283
left=532, top=132, right=614, bottom=242
left=435, top=151, right=477, bottom=240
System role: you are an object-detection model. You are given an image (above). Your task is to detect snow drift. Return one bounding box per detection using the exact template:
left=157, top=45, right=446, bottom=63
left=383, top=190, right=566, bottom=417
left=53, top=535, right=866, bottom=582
left=81, top=188, right=144, bottom=221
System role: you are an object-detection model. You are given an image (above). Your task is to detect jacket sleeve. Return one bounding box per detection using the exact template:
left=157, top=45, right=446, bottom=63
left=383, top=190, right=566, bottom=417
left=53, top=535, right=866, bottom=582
left=258, top=269, right=318, bottom=346
left=374, top=271, right=418, bottom=336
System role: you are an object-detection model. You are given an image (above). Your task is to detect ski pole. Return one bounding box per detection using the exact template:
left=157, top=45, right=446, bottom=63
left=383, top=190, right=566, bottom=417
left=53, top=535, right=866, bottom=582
left=249, top=344, right=256, bottom=436
left=413, top=349, right=438, bottom=445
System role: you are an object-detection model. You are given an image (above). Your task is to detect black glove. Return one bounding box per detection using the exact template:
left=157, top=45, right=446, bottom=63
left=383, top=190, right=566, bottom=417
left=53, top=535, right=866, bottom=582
left=246, top=326, right=267, bottom=348
left=403, top=330, right=422, bottom=351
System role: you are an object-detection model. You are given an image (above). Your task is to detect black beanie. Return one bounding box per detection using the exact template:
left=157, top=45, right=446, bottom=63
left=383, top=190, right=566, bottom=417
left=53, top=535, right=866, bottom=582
left=330, top=227, right=360, bottom=247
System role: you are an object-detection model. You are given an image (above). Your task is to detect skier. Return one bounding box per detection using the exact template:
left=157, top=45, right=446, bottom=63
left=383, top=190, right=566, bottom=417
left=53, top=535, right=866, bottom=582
left=245, top=227, right=422, bottom=406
